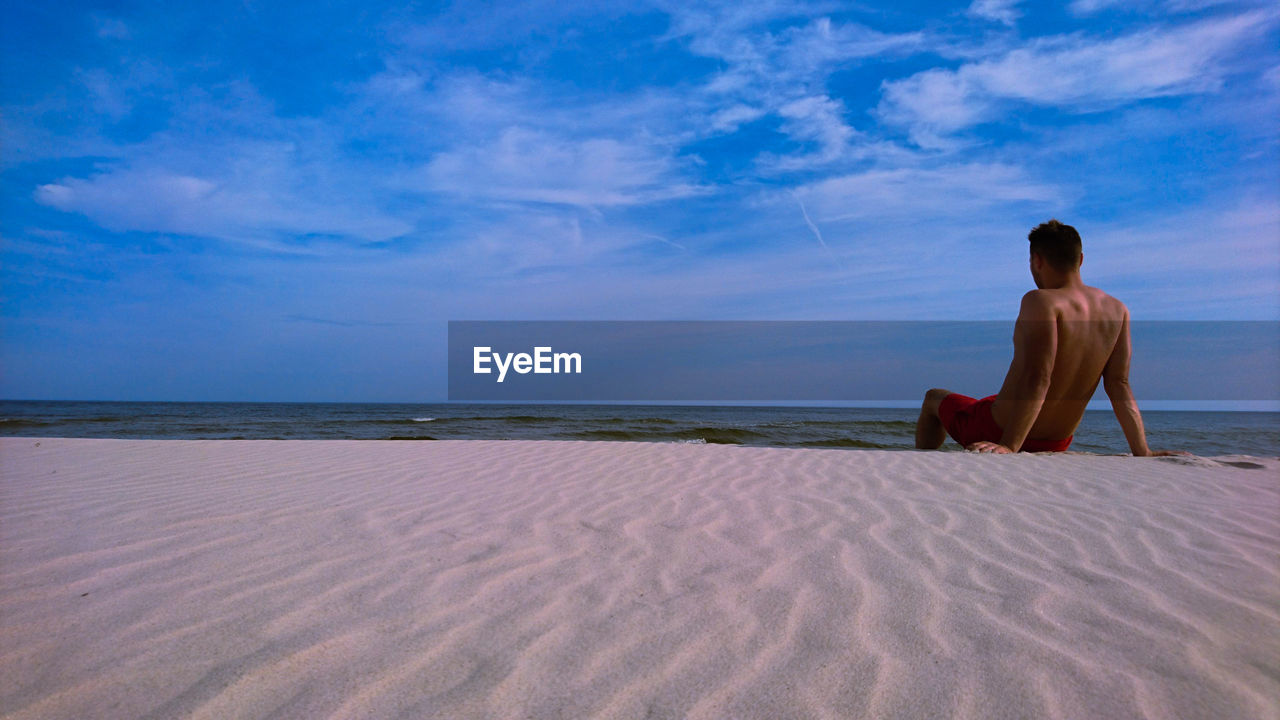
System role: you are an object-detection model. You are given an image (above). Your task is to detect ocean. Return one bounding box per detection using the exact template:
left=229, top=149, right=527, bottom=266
left=1, top=401, right=1276, bottom=457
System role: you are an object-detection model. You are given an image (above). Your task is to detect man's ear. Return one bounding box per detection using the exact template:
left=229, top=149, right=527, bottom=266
left=1078, top=252, right=1084, bottom=269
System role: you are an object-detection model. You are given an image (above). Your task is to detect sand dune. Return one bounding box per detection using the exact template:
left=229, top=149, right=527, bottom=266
left=1, top=438, right=1277, bottom=719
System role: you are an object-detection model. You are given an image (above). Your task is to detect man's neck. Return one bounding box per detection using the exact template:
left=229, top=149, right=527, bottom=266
left=1042, top=271, right=1085, bottom=290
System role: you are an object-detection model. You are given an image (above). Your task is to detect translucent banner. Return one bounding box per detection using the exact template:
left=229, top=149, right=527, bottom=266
left=447, top=321, right=1280, bottom=402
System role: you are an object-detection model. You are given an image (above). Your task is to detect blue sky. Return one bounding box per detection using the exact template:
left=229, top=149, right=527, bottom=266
left=2, top=0, right=1278, bottom=402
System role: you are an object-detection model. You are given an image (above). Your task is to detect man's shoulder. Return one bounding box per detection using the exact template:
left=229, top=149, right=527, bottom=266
left=1086, top=286, right=1129, bottom=315
left=1016, top=290, right=1059, bottom=323
left=1024, top=286, right=1127, bottom=307
left=1019, top=288, right=1063, bottom=311
left=1019, top=287, right=1129, bottom=322
left=1021, top=288, right=1054, bottom=301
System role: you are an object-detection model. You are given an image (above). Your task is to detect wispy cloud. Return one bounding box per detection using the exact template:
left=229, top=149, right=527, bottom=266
left=35, top=161, right=411, bottom=248
left=668, top=6, right=925, bottom=167
left=968, top=0, right=1023, bottom=26
left=1069, top=0, right=1249, bottom=16
left=1068, top=0, right=1128, bottom=13
left=708, top=103, right=768, bottom=133
left=879, top=11, right=1275, bottom=146
left=761, top=95, right=864, bottom=171
left=793, top=163, right=1063, bottom=221
left=419, top=127, right=707, bottom=208
left=1084, top=198, right=1280, bottom=318
left=393, top=0, right=639, bottom=52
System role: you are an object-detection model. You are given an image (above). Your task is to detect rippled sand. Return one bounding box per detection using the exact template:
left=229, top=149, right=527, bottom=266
left=1, top=438, right=1277, bottom=719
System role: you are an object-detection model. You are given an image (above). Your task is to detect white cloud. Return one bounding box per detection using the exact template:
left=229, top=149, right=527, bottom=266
left=663, top=6, right=923, bottom=166
left=879, top=11, right=1274, bottom=146
left=660, top=0, right=827, bottom=43
left=412, top=203, right=712, bottom=292
left=1084, top=198, right=1280, bottom=318
left=1068, top=0, right=1126, bottom=14
left=420, top=127, right=706, bottom=207
left=35, top=164, right=411, bottom=247
left=764, top=95, right=863, bottom=169
left=670, top=7, right=923, bottom=81
left=1070, top=0, right=1245, bottom=16
left=776, top=17, right=925, bottom=72
left=968, top=0, right=1023, bottom=26
left=394, top=0, right=634, bottom=52
left=793, top=163, right=1063, bottom=220
left=353, top=69, right=700, bottom=175
left=351, top=71, right=530, bottom=149
left=709, top=104, right=767, bottom=132
left=878, top=69, right=992, bottom=149
left=371, top=7, right=927, bottom=179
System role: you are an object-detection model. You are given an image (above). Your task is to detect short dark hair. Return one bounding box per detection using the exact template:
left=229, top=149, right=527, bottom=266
left=1028, top=219, right=1082, bottom=272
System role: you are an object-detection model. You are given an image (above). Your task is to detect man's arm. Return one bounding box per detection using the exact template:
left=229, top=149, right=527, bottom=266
left=994, top=291, right=1058, bottom=452
left=1102, top=310, right=1153, bottom=456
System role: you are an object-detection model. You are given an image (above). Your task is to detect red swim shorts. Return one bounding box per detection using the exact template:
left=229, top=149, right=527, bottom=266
left=937, top=393, right=1072, bottom=453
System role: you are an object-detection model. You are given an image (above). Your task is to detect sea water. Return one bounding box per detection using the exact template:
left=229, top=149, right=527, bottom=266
left=2, top=401, right=1276, bottom=457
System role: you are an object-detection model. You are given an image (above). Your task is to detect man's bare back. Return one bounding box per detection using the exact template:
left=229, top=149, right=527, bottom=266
left=990, top=285, right=1126, bottom=445
left=916, top=219, right=1177, bottom=455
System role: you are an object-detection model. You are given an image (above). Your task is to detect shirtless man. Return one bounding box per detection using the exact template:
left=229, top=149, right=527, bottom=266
left=915, top=219, right=1176, bottom=455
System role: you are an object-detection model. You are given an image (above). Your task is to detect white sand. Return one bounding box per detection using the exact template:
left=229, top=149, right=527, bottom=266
left=1, top=438, right=1277, bottom=720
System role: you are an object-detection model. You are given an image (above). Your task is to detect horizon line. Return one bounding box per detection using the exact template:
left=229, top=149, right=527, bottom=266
left=3, top=399, right=1278, bottom=412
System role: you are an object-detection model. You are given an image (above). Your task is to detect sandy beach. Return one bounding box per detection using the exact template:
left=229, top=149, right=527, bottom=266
left=1, top=438, right=1277, bottom=719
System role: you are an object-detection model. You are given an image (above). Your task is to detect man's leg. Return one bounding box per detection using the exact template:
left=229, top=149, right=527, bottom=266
left=916, top=388, right=952, bottom=449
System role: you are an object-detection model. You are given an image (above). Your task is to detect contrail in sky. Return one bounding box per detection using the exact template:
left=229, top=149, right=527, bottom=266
left=795, top=193, right=844, bottom=271
left=643, top=233, right=687, bottom=251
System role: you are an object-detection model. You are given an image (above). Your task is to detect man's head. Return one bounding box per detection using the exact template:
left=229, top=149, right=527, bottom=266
left=1028, top=219, right=1082, bottom=287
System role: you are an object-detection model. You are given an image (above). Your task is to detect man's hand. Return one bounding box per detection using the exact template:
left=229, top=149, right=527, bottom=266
left=967, top=441, right=1014, bottom=454
left=1138, top=449, right=1192, bottom=457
